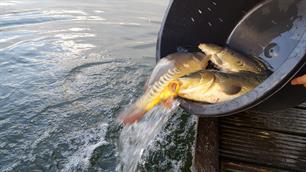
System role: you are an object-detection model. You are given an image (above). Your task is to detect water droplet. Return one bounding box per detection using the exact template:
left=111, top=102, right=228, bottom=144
left=218, top=18, right=223, bottom=22
left=211, top=1, right=217, bottom=5
left=208, top=22, right=212, bottom=27
left=191, top=17, right=195, bottom=22
left=198, top=9, right=202, bottom=14
left=207, top=7, right=212, bottom=12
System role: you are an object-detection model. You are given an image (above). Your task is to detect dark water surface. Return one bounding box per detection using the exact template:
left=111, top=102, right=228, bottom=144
left=0, top=0, right=197, bottom=171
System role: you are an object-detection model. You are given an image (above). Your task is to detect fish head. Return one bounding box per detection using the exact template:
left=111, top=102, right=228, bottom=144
left=178, top=71, right=215, bottom=91
left=199, top=43, right=268, bottom=74
left=177, top=71, right=216, bottom=102
left=198, top=43, right=223, bottom=56
left=198, top=43, right=235, bottom=71
left=120, top=80, right=181, bottom=125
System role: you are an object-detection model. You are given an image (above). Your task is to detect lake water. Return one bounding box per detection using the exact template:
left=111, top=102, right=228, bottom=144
left=0, top=0, right=197, bottom=171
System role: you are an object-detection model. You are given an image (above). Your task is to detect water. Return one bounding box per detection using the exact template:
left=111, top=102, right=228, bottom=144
left=118, top=102, right=197, bottom=172
left=0, top=0, right=198, bottom=171
left=118, top=102, right=180, bottom=171
left=119, top=103, right=179, bottom=171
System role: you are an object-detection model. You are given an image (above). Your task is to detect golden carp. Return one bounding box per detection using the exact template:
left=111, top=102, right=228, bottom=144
left=144, top=52, right=209, bottom=90
left=120, top=44, right=269, bottom=125
left=177, top=70, right=266, bottom=103
left=198, top=43, right=268, bottom=74
left=120, top=69, right=266, bottom=124
left=120, top=52, right=209, bottom=124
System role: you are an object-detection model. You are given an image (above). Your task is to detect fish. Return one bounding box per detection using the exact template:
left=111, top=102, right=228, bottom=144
left=198, top=43, right=268, bottom=74
left=120, top=52, right=210, bottom=124
left=144, top=52, right=210, bottom=90
left=120, top=45, right=269, bottom=124
left=120, top=69, right=266, bottom=124
left=177, top=70, right=266, bottom=103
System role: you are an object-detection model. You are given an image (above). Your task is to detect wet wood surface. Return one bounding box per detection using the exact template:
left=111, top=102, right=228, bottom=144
left=220, top=103, right=306, bottom=172
left=220, top=160, right=290, bottom=172
left=194, top=117, right=219, bottom=172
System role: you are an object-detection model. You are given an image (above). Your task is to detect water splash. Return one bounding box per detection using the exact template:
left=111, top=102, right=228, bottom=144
left=118, top=101, right=180, bottom=171
left=62, top=123, right=109, bottom=172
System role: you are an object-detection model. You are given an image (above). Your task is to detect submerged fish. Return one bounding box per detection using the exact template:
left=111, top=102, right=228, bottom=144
left=198, top=43, right=268, bottom=74
left=177, top=70, right=265, bottom=103
left=120, top=52, right=209, bottom=124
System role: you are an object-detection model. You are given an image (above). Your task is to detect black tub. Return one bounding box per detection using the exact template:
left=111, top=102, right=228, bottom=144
left=156, top=0, right=306, bottom=116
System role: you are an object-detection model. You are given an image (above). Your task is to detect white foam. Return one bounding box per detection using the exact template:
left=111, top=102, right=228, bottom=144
left=62, top=123, right=109, bottom=172
left=118, top=101, right=180, bottom=171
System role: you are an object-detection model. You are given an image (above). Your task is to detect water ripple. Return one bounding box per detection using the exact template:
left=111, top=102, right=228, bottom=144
left=0, top=9, right=107, bottom=29
left=0, top=1, right=22, bottom=7
left=0, top=0, right=194, bottom=171
left=0, top=11, right=73, bottom=28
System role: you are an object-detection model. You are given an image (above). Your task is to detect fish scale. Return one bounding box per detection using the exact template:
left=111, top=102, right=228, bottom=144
left=120, top=48, right=270, bottom=124
left=199, top=43, right=269, bottom=74
left=177, top=70, right=267, bottom=103
left=120, top=52, right=211, bottom=124
left=141, top=68, right=179, bottom=106
left=135, top=52, right=209, bottom=111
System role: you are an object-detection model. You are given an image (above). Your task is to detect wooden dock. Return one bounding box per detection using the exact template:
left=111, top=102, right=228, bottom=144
left=195, top=102, right=306, bottom=172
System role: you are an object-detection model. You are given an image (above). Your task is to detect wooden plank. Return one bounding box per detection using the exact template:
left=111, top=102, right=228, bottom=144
left=221, top=108, right=306, bottom=135
left=194, top=117, right=219, bottom=172
left=219, top=102, right=306, bottom=171
left=219, top=125, right=306, bottom=171
left=296, top=102, right=306, bottom=109
left=221, top=160, right=290, bottom=172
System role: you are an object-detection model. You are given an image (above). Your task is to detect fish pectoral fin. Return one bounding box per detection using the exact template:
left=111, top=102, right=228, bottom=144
left=119, top=105, right=147, bottom=125
left=161, top=97, right=175, bottom=109
left=211, top=54, right=223, bottom=66
left=222, top=84, right=242, bottom=95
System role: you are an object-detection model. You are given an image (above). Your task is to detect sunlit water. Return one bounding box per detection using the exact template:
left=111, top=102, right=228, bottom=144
left=0, top=0, right=198, bottom=171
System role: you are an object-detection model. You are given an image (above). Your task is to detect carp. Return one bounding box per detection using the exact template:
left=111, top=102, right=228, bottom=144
left=121, top=70, right=266, bottom=124
left=176, top=70, right=266, bottom=103
left=120, top=44, right=269, bottom=125
left=120, top=52, right=210, bottom=124
left=198, top=43, right=268, bottom=74
left=144, top=52, right=209, bottom=90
